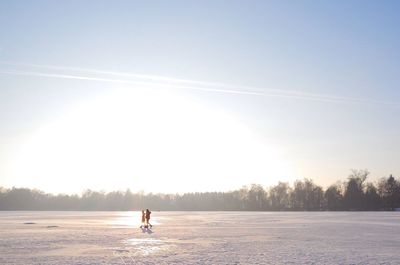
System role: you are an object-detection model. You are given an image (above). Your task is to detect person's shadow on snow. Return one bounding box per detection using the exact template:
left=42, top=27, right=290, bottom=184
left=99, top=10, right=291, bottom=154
left=141, top=227, right=153, bottom=234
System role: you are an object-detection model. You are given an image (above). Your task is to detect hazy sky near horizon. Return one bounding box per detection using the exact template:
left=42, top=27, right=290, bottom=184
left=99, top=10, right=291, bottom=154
left=1, top=0, right=400, bottom=194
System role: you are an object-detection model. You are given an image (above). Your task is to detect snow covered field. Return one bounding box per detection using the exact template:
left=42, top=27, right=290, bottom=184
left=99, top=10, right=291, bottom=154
left=0, top=211, right=399, bottom=264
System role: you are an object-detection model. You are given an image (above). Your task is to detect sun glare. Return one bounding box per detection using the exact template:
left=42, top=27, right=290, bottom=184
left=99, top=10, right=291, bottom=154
left=6, top=87, right=295, bottom=194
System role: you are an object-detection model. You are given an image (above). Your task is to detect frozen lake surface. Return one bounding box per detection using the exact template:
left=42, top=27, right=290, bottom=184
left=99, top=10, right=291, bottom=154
left=0, top=211, right=399, bottom=264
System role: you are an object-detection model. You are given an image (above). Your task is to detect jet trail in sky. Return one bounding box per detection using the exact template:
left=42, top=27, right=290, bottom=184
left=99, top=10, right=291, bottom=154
left=0, top=62, right=398, bottom=108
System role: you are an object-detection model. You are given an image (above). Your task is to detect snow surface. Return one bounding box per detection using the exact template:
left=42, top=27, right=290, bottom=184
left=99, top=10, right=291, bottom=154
left=0, top=211, right=399, bottom=264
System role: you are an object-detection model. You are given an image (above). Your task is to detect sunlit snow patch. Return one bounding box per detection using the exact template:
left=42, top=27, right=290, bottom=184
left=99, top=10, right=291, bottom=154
left=107, top=212, right=162, bottom=228
left=122, top=238, right=169, bottom=256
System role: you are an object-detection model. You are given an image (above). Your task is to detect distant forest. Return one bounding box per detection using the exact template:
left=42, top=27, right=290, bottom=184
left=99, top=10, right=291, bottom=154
left=1, top=170, right=399, bottom=211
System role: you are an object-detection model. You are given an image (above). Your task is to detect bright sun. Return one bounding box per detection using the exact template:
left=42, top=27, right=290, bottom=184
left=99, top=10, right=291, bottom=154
left=7, top=87, right=295, bottom=194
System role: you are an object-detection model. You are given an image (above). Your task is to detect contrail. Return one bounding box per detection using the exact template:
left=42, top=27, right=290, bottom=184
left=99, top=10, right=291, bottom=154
left=0, top=70, right=340, bottom=103
left=0, top=61, right=378, bottom=101
left=0, top=62, right=398, bottom=107
left=0, top=61, right=267, bottom=92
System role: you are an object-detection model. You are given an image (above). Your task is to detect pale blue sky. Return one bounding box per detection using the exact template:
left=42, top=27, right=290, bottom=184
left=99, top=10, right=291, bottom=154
left=0, top=1, right=399, bottom=193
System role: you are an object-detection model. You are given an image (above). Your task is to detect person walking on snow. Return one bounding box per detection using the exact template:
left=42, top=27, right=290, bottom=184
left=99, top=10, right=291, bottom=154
left=145, top=209, right=152, bottom=228
left=140, top=210, right=146, bottom=228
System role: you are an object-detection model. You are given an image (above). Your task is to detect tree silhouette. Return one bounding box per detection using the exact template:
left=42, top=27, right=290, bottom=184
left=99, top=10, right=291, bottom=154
left=378, top=175, right=400, bottom=210
left=247, top=184, right=267, bottom=210
left=364, top=183, right=381, bottom=210
left=1, top=170, right=399, bottom=211
left=325, top=184, right=343, bottom=210
left=291, top=179, right=323, bottom=210
left=344, top=169, right=368, bottom=210
left=269, top=182, right=291, bottom=210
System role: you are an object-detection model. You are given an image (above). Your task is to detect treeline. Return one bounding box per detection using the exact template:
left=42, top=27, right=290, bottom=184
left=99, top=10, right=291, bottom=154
left=1, top=170, right=399, bottom=211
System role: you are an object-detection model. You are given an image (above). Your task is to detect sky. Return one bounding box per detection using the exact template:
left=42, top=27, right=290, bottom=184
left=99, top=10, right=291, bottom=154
left=0, top=0, right=399, bottom=194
